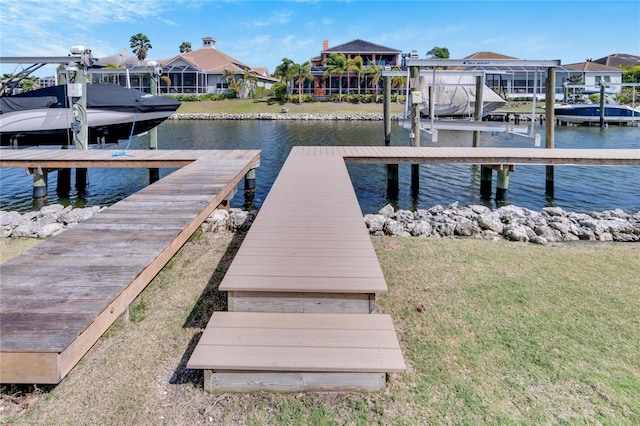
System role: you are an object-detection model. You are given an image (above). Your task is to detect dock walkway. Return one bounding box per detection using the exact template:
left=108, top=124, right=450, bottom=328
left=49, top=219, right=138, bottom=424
left=187, top=145, right=638, bottom=393
left=0, top=150, right=260, bottom=384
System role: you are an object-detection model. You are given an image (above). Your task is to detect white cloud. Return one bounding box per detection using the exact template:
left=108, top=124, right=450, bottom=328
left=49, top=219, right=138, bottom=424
left=0, top=0, right=168, bottom=57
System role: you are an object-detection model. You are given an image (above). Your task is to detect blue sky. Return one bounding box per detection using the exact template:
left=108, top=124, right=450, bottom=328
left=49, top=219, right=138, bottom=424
left=1, top=0, right=638, bottom=77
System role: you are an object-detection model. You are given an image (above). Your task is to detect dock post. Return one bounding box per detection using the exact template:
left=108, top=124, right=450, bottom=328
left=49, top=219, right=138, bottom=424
left=410, top=65, right=420, bottom=194
left=545, top=67, right=556, bottom=196
left=75, top=168, right=88, bottom=195
left=149, top=70, right=160, bottom=183
left=384, top=75, right=391, bottom=146
left=57, top=169, right=71, bottom=197
left=31, top=168, right=48, bottom=200
left=244, top=168, right=256, bottom=192
left=599, top=82, right=606, bottom=128
left=386, top=164, right=399, bottom=201
left=495, top=167, right=510, bottom=204
left=480, top=166, right=493, bottom=199
left=57, top=145, right=71, bottom=197
left=473, top=75, right=484, bottom=147
left=244, top=169, right=256, bottom=209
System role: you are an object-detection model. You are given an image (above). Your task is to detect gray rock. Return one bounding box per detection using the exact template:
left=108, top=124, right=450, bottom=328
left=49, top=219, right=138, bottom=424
left=0, top=211, right=23, bottom=227
left=504, top=225, right=530, bottom=242
left=478, top=212, right=504, bottom=233
left=379, top=204, right=395, bottom=217
left=409, top=221, right=433, bottom=237
left=364, top=214, right=386, bottom=233
left=38, top=223, right=65, bottom=238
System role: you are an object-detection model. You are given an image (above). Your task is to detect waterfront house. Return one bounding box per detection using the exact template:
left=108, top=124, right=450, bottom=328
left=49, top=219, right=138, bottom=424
left=307, top=39, right=403, bottom=97
left=159, top=37, right=277, bottom=96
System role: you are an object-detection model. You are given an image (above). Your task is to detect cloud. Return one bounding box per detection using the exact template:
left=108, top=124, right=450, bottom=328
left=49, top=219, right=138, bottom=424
left=244, top=11, right=293, bottom=28
left=0, top=0, right=168, bottom=57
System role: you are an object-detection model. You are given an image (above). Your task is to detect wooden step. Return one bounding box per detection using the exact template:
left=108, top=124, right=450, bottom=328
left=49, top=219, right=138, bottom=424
left=187, top=312, right=406, bottom=392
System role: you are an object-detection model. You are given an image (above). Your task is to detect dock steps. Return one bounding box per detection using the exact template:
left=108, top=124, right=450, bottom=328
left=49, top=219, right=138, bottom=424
left=187, top=312, right=406, bottom=392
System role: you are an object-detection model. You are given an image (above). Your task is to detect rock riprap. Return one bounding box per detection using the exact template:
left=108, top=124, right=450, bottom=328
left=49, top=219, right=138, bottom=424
left=364, top=203, right=640, bottom=244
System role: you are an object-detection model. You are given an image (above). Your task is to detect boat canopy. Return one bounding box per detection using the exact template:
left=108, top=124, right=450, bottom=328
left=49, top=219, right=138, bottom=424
left=417, top=73, right=507, bottom=117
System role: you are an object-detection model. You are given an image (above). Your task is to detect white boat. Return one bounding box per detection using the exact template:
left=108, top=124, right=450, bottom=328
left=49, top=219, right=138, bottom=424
left=554, top=99, right=640, bottom=125
left=0, top=83, right=180, bottom=147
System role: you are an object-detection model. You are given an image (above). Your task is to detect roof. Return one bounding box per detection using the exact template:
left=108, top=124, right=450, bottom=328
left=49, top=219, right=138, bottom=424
left=449, top=51, right=519, bottom=70
left=323, top=39, right=402, bottom=54
left=592, top=53, right=640, bottom=68
left=463, top=51, right=518, bottom=60
left=564, top=62, right=623, bottom=72
left=162, top=47, right=250, bottom=73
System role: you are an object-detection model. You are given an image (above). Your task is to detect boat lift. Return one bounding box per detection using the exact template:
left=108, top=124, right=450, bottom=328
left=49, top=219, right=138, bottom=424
left=1, top=47, right=96, bottom=150
left=382, top=58, right=561, bottom=144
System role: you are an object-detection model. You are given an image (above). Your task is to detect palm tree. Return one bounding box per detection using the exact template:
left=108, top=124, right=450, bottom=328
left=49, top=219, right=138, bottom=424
left=365, top=61, right=382, bottom=101
left=130, top=33, right=152, bottom=61
left=241, top=67, right=258, bottom=99
left=391, top=67, right=407, bottom=103
left=222, top=69, right=237, bottom=97
left=274, top=57, right=295, bottom=97
left=323, top=53, right=347, bottom=101
left=179, top=42, right=192, bottom=54
left=426, top=46, right=450, bottom=59
left=291, top=61, right=311, bottom=104
left=347, top=55, right=365, bottom=95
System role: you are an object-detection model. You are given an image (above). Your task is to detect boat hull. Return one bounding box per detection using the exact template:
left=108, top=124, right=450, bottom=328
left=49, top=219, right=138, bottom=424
left=554, top=104, right=640, bottom=125
left=0, top=84, right=180, bottom=147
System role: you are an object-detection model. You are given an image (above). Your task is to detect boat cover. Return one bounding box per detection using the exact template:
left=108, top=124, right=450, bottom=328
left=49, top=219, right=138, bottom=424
left=0, top=96, right=60, bottom=114
left=3, top=84, right=180, bottom=114
left=417, top=73, right=507, bottom=117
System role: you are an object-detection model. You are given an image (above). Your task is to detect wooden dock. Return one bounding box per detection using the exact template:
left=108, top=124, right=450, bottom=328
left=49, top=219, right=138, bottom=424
left=187, top=144, right=638, bottom=393
left=0, top=150, right=260, bottom=384
left=3, top=145, right=637, bottom=389
left=188, top=150, right=406, bottom=392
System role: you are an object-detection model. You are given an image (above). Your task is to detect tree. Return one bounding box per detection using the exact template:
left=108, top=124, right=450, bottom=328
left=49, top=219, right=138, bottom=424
left=427, top=46, right=450, bottom=59
left=179, top=42, right=192, bottom=54
left=391, top=67, right=407, bottom=103
left=291, top=61, right=311, bottom=103
left=130, top=33, right=152, bottom=61
left=365, top=61, right=382, bottom=101
left=323, top=53, right=348, bottom=101
left=274, top=57, right=295, bottom=97
left=241, top=67, right=258, bottom=99
left=20, top=76, right=39, bottom=92
left=347, top=55, right=365, bottom=95
left=222, top=69, right=238, bottom=97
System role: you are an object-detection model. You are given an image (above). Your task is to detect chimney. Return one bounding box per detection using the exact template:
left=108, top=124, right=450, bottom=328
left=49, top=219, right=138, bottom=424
left=323, top=40, right=329, bottom=51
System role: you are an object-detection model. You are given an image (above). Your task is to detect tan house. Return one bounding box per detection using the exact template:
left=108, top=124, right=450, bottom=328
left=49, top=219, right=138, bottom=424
left=159, top=37, right=277, bottom=96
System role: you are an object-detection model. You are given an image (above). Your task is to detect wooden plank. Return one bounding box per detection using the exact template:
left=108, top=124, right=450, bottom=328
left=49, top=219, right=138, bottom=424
left=228, top=292, right=375, bottom=313
left=221, top=276, right=387, bottom=294
left=204, top=370, right=385, bottom=393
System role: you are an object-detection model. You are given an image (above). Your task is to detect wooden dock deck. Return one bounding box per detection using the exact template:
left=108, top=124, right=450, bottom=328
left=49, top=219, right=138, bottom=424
left=0, top=150, right=260, bottom=384
left=188, top=144, right=638, bottom=393
left=3, top=145, right=636, bottom=388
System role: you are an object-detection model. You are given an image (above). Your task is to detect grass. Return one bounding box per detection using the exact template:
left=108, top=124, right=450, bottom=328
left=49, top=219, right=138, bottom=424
left=1, top=234, right=638, bottom=425
left=175, top=97, right=541, bottom=115
left=177, top=98, right=406, bottom=115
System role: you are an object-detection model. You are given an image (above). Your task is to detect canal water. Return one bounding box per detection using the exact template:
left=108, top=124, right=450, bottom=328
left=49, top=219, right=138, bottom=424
left=1, top=121, right=638, bottom=214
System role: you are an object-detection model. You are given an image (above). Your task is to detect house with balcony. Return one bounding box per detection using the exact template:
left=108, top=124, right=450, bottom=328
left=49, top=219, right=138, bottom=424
left=308, top=39, right=403, bottom=97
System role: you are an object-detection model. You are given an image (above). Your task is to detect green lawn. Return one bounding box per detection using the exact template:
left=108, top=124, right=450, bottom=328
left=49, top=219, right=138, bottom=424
left=5, top=235, right=638, bottom=425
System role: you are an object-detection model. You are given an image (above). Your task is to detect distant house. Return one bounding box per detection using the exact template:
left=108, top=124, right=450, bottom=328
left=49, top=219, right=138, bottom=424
left=562, top=61, right=624, bottom=93
left=593, top=53, right=640, bottom=68
left=159, top=37, right=277, bottom=96
left=308, top=39, right=403, bottom=97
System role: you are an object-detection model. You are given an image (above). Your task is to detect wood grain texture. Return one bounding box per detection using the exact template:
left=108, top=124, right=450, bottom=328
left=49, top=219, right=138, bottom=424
left=0, top=150, right=260, bottom=384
